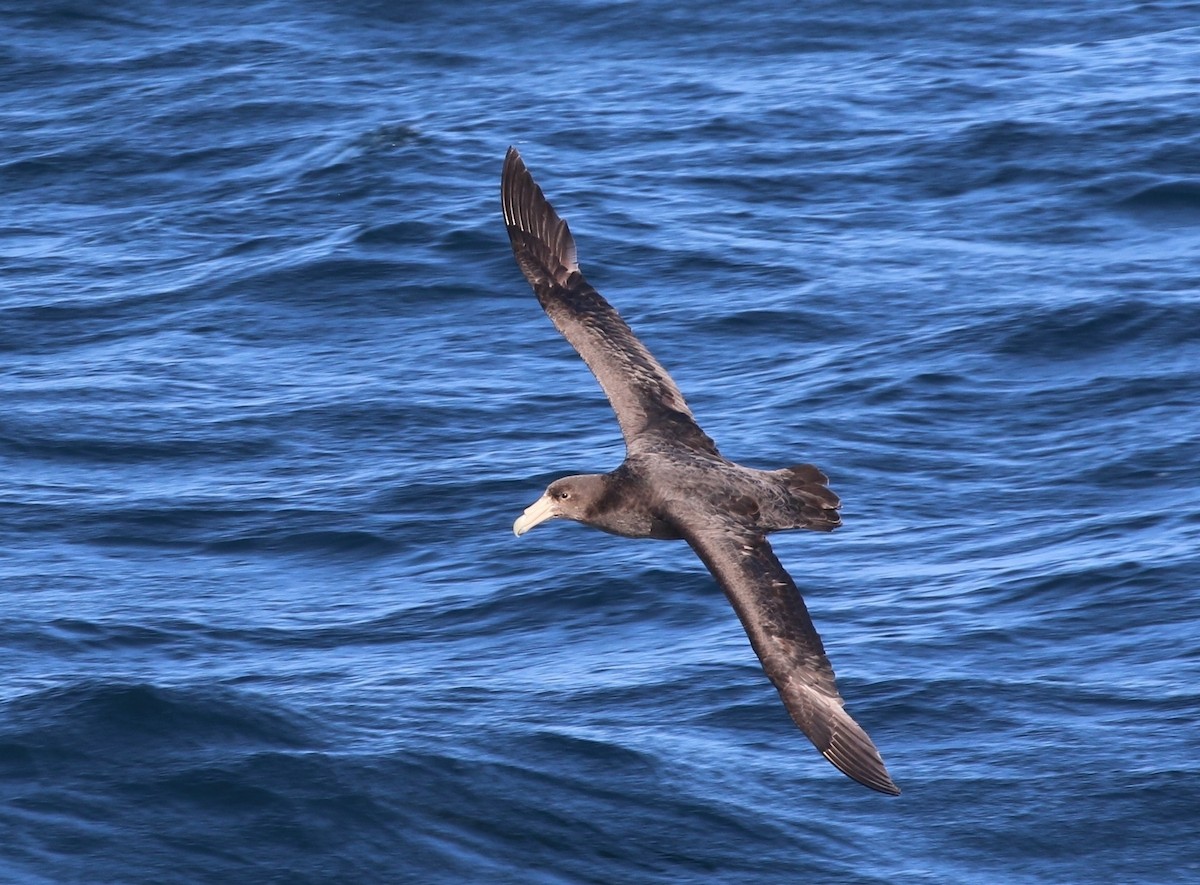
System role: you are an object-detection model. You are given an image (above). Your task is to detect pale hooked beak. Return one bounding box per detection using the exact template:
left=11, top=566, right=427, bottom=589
left=513, top=493, right=558, bottom=537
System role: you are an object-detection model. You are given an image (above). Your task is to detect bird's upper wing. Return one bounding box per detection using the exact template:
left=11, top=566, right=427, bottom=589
left=672, top=510, right=899, bottom=795
left=501, top=147, right=719, bottom=457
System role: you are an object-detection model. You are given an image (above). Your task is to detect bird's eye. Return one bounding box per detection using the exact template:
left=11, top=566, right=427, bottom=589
left=557, top=490, right=570, bottom=500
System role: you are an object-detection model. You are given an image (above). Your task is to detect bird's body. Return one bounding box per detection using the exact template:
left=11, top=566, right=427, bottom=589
left=503, top=147, right=899, bottom=796
left=545, top=455, right=841, bottom=540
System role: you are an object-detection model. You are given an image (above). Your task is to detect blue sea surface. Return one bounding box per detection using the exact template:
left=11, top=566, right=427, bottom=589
left=2, top=1, right=1199, bottom=882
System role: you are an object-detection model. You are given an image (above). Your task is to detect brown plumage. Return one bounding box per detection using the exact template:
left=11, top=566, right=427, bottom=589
left=504, top=147, right=898, bottom=796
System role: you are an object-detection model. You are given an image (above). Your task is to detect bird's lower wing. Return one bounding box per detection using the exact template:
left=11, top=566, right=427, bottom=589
left=674, top=514, right=899, bottom=795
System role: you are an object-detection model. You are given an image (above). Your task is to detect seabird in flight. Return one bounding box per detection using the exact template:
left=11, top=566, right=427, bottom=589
left=503, top=147, right=899, bottom=795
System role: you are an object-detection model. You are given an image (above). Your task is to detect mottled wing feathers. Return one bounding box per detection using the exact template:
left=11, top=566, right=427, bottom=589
left=502, top=147, right=719, bottom=457
left=676, top=517, right=900, bottom=795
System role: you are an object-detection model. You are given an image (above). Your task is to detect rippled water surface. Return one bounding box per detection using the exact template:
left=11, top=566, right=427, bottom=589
left=2, top=2, right=1199, bottom=882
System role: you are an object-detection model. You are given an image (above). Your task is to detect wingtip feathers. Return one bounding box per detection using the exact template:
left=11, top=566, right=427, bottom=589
left=501, top=147, right=579, bottom=282
left=817, top=704, right=900, bottom=795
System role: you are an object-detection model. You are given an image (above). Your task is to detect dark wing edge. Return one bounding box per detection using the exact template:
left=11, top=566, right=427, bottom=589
left=501, top=146, right=579, bottom=290
left=675, top=515, right=900, bottom=795
left=501, top=147, right=718, bottom=457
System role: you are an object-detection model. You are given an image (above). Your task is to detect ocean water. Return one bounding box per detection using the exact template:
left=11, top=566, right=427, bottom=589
left=2, top=1, right=1199, bottom=881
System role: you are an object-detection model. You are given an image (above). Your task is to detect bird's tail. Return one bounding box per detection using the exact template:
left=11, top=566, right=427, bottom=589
left=771, top=463, right=842, bottom=531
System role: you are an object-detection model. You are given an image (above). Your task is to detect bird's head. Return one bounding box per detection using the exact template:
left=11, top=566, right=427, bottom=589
left=512, top=475, right=604, bottom=536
